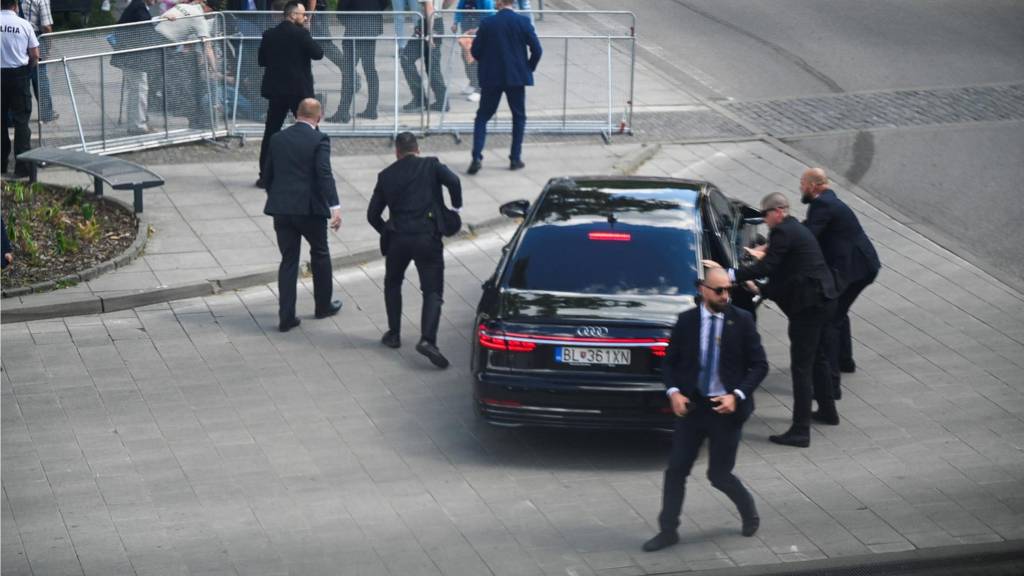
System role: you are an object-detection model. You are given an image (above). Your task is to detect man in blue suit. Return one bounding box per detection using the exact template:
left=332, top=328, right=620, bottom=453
left=643, top=267, right=768, bottom=552
left=467, top=0, right=542, bottom=174
left=801, top=168, right=880, bottom=397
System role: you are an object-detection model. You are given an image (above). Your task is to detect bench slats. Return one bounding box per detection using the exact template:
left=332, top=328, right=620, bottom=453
left=17, top=148, right=164, bottom=212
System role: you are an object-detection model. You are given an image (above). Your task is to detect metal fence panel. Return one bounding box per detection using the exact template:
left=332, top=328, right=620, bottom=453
left=221, top=10, right=426, bottom=138
left=36, top=13, right=229, bottom=153
left=429, top=9, right=635, bottom=140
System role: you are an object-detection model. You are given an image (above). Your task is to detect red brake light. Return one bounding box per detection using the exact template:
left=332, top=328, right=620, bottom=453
left=588, top=231, right=631, bottom=242
left=651, top=338, right=670, bottom=357
left=478, top=324, right=536, bottom=353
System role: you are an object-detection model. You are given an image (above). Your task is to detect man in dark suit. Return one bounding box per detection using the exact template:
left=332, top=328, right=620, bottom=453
left=367, top=132, right=462, bottom=368
left=643, top=268, right=768, bottom=552
left=256, top=0, right=323, bottom=189
left=467, top=0, right=542, bottom=175
left=263, top=98, right=342, bottom=332
left=707, top=192, right=839, bottom=448
left=801, top=168, right=881, bottom=392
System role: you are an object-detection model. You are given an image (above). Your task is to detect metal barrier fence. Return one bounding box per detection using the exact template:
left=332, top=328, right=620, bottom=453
left=30, top=8, right=633, bottom=152
left=430, top=9, right=635, bottom=141
left=36, top=13, right=229, bottom=154
left=220, top=10, right=429, bottom=138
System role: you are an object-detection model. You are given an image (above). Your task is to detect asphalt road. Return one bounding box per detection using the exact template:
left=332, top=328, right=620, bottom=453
left=555, top=0, right=1024, bottom=286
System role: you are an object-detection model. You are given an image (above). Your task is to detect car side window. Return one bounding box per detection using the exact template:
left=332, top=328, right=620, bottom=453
left=702, top=190, right=734, bottom=267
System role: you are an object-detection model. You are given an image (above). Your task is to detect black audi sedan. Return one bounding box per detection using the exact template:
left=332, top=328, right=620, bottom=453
left=472, top=176, right=764, bottom=429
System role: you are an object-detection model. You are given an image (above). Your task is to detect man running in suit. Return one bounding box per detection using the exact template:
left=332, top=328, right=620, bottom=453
left=367, top=132, right=462, bottom=368
left=466, top=0, right=541, bottom=174
left=263, top=98, right=342, bottom=332
left=643, top=267, right=768, bottom=552
left=257, top=0, right=323, bottom=189
left=707, top=192, right=839, bottom=447
left=800, top=168, right=880, bottom=394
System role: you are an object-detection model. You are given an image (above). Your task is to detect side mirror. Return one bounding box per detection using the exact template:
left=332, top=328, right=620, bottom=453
left=499, top=199, right=530, bottom=219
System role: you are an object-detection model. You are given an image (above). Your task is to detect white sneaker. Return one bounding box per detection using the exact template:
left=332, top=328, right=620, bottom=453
left=461, top=84, right=476, bottom=95
left=467, top=92, right=481, bottom=103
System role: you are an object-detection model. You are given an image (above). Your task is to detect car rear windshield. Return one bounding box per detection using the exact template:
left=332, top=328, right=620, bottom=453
left=505, top=186, right=704, bottom=293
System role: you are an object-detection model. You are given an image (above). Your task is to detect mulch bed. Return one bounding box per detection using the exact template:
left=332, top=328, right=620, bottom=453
left=2, top=180, right=137, bottom=292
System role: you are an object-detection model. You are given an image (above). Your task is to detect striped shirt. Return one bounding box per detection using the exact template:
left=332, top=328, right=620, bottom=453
left=19, top=0, right=52, bottom=33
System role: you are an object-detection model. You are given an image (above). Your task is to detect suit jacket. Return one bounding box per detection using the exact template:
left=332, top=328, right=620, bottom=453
left=735, top=215, right=838, bottom=317
left=263, top=122, right=339, bottom=218
left=258, top=20, right=324, bottom=99
left=803, top=189, right=880, bottom=292
left=367, top=155, right=463, bottom=236
left=117, top=0, right=152, bottom=24
left=470, top=7, right=542, bottom=88
left=662, top=304, right=768, bottom=423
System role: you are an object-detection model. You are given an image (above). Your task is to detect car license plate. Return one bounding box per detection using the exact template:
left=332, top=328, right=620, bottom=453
left=555, top=347, right=630, bottom=366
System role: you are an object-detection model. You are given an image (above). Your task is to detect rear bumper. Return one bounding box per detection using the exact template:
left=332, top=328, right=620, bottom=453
left=474, top=371, right=674, bottom=430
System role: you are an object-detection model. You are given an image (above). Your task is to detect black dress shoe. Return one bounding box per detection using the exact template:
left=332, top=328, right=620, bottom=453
left=279, top=317, right=301, bottom=333
left=642, top=531, right=679, bottom=552
left=467, top=159, right=481, bottom=175
left=509, top=159, right=525, bottom=170
left=769, top=429, right=810, bottom=448
left=811, top=409, right=840, bottom=425
left=839, top=359, right=856, bottom=373
left=428, top=101, right=450, bottom=113
left=255, top=177, right=265, bottom=189
left=416, top=340, right=449, bottom=368
left=381, top=330, right=401, bottom=349
left=742, top=515, right=760, bottom=537
left=315, top=300, right=343, bottom=319
left=402, top=100, right=423, bottom=112
left=356, top=109, right=378, bottom=120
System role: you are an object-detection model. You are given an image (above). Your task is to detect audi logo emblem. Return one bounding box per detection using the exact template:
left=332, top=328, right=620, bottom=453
left=576, top=326, right=609, bottom=337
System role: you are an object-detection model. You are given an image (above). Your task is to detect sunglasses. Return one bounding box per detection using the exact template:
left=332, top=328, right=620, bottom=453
left=701, top=284, right=730, bottom=295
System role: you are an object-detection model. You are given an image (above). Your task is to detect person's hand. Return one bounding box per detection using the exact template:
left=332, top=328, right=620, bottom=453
left=329, top=208, right=342, bottom=231
left=744, top=246, right=766, bottom=261
left=711, top=394, right=736, bottom=415
left=3, top=253, right=12, bottom=267
left=701, top=259, right=723, bottom=270
left=669, top=391, right=690, bottom=417
left=163, top=10, right=177, bottom=20
left=743, top=280, right=759, bottom=294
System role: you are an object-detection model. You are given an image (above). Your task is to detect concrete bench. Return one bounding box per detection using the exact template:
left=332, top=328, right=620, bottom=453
left=17, top=148, right=163, bottom=213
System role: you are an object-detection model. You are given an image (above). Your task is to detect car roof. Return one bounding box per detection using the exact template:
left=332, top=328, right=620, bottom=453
left=531, top=177, right=704, bottom=227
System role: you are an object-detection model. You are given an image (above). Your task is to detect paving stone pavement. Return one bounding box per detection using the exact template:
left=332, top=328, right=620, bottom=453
left=3, top=140, right=1023, bottom=576
left=723, top=83, right=1024, bottom=136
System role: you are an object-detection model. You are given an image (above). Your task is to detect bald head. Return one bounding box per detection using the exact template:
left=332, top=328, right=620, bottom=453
left=700, top=267, right=732, bottom=312
left=800, top=167, right=829, bottom=203
left=296, top=98, right=321, bottom=123
left=705, top=267, right=730, bottom=286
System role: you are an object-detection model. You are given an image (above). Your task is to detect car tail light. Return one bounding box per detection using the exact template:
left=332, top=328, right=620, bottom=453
left=481, top=397, right=523, bottom=408
left=478, top=324, right=536, bottom=353
left=588, top=231, right=631, bottom=242
left=650, top=338, right=670, bottom=357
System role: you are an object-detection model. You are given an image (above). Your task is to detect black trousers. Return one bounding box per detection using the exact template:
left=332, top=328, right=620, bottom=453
left=400, top=21, right=446, bottom=105
left=1, top=67, right=32, bottom=175
left=827, top=271, right=876, bottom=392
left=258, top=94, right=304, bottom=179
left=384, top=233, right=444, bottom=344
left=340, top=38, right=379, bottom=115
left=787, top=299, right=837, bottom=430
left=658, top=400, right=757, bottom=533
left=273, top=214, right=334, bottom=323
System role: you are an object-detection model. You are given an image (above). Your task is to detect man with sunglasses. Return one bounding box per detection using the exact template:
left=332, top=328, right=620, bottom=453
left=705, top=192, right=838, bottom=448
left=643, top=267, right=768, bottom=552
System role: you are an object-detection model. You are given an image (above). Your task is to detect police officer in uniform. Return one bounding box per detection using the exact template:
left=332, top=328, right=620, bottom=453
left=1, top=0, right=39, bottom=177
left=367, top=132, right=462, bottom=368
